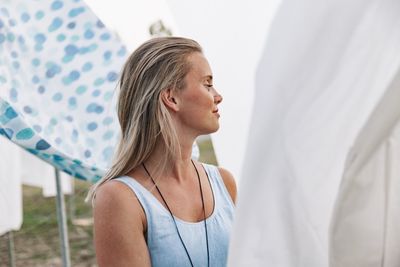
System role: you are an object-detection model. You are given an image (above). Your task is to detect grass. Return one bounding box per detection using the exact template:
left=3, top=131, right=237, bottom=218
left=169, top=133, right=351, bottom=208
left=0, top=137, right=217, bottom=266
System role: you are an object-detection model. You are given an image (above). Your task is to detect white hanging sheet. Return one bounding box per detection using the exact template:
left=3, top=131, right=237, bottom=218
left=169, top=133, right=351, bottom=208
left=20, top=149, right=73, bottom=197
left=228, top=0, right=400, bottom=266
left=0, top=136, right=22, bottom=235
left=330, top=68, right=400, bottom=267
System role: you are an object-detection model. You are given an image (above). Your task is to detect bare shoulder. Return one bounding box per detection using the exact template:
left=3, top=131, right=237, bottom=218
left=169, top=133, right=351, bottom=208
left=94, top=180, right=144, bottom=221
left=93, top=180, right=151, bottom=266
left=94, top=179, right=147, bottom=234
left=217, top=167, right=237, bottom=204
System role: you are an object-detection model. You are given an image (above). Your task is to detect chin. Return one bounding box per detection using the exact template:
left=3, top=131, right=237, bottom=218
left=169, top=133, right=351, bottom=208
left=206, top=124, right=220, bottom=134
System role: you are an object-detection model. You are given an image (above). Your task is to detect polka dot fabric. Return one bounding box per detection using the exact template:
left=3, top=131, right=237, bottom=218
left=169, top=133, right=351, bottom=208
left=0, top=0, right=128, bottom=182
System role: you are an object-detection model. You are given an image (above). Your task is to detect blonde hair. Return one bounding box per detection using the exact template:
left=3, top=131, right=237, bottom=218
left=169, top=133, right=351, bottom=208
left=87, top=37, right=202, bottom=202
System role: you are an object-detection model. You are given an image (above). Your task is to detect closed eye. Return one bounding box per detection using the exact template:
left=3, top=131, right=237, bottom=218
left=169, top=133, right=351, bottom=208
left=205, top=84, right=214, bottom=91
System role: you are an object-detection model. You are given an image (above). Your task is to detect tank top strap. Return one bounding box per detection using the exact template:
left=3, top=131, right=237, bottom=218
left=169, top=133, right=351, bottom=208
left=202, top=163, right=235, bottom=209
left=113, top=175, right=169, bottom=228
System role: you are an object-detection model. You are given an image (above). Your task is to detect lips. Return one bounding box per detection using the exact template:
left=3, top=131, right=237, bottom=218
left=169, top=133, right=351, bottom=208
left=212, top=109, right=220, bottom=118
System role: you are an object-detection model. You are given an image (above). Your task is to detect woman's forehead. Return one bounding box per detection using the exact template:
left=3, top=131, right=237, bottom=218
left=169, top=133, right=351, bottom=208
left=187, top=52, right=213, bottom=78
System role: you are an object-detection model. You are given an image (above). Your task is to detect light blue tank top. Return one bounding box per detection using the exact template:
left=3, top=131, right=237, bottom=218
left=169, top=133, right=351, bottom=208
left=115, top=163, right=235, bottom=267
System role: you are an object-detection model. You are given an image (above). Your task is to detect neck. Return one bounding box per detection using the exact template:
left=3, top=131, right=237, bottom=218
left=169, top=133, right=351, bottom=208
left=144, top=137, right=197, bottom=183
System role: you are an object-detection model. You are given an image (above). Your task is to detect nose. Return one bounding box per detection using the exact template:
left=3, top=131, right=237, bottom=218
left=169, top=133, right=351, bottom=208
left=213, top=89, right=223, bottom=104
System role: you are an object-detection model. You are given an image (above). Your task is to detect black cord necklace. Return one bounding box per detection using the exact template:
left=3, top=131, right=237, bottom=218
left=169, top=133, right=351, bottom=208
left=142, top=160, right=210, bottom=267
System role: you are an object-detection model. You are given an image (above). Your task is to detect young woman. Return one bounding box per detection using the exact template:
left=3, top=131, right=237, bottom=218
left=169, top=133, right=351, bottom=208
left=89, top=37, right=237, bottom=267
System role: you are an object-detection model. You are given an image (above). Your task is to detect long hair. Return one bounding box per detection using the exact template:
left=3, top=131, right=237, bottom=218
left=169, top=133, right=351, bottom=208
left=87, top=37, right=202, bottom=202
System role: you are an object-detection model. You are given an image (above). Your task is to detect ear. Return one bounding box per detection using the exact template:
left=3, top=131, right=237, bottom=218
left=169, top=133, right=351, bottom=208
left=161, top=88, right=179, bottom=112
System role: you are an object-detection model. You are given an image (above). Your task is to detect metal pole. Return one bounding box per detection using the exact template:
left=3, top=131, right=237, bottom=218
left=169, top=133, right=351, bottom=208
left=54, top=168, right=71, bottom=267
left=7, top=231, right=16, bottom=267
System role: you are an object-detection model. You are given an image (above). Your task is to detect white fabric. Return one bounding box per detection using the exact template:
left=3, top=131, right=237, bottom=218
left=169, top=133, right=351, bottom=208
left=20, top=149, right=73, bottom=197
left=0, top=136, right=22, bottom=235
left=166, top=0, right=282, bottom=179
left=229, top=0, right=400, bottom=266
left=330, top=69, right=400, bottom=266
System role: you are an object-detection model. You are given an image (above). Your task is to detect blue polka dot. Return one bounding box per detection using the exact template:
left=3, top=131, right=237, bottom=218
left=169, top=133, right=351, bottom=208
left=87, top=122, right=98, bottom=131
left=52, top=92, right=63, bottom=101
left=45, top=63, right=62, bottom=78
left=67, top=22, right=76, bottom=29
left=69, top=70, right=80, bottom=79
left=68, top=97, right=77, bottom=108
left=17, top=36, right=25, bottom=45
left=100, top=33, right=111, bottom=41
left=23, top=106, right=32, bottom=114
left=86, top=103, right=104, bottom=113
left=84, top=29, right=94, bottom=39
left=53, top=154, right=64, bottom=161
left=7, top=33, right=15, bottom=42
left=0, top=34, right=5, bottom=43
left=10, top=88, right=17, bottom=102
left=62, top=70, right=80, bottom=85
left=94, top=78, right=104, bottom=86
left=11, top=51, right=18, bottom=58
left=21, top=13, right=30, bottom=23
left=103, top=117, right=113, bottom=125
left=117, top=46, right=127, bottom=57
left=65, top=44, right=79, bottom=55
left=107, top=71, right=118, bottom=82
left=5, top=107, right=18, bottom=119
left=66, top=116, right=73, bottom=122
left=104, top=91, right=113, bottom=101
left=69, top=7, right=85, bottom=18
left=16, top=128, right=34, bottom=140
left=103, top=51, right=112, bottom=61
left=8, top=19, right=16, bottom=27
left=37, top=85, right=45, bottom=94
left=79, top=46, right=90, bottom=54
left=48, top=17, right=63, bottom=32
left=71, top=129, right=79, bottom=141
left=0, top=8, right=9, bottom=17
left=57, top=34, right=66, bottom=42
left=92, top=90, right=101, bottom=97
left=102, top=131, right=114, bottom=140
left=96, top=20, right=104, bottom=28
left=32, top=58, right=40, bottom=66
left=73, top=159, right=83, bottom=165
left=41, top=153, right=51, bottom=159
left=62, top=55, right=74, bottom=63
left=55, top=138, right=62, bottom=145
left=0, top=128, right=13, bottom=139
left=50, top=118, right=58, bottom=125
left=32, top=75, right=40, bottom=84
left=82, top=62, right=92, bottom=72
left=84, top=150, right=91, bottom=158
left=51, top=1, right=63, bottom=10
left=36, top=139, right=51, bottom=150
left=35, top=11, right=45, bottom=20
left=75, top=85, right=87, bottom=94
left=102, top=147, right=114, bottom=161
left=34, top=33, right=46, bottom=44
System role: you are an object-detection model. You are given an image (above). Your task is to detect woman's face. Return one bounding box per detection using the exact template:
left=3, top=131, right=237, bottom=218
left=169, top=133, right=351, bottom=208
left=174, top=52, right=223, bottom=136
